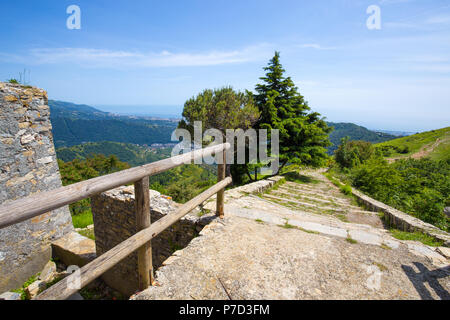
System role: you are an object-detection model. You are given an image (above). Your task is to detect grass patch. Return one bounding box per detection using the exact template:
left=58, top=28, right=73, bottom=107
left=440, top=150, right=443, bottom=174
left=279, top=221, right=296, bottom=229
left=277, top=219, right=320, bottom=234
left=346, top=235, right=358, bottom=244
left=271, top=177, right=287, bottom=190
left=79, top=228, right=95, bottom=240
left=390, top=229, right=444, bottom=247
left=373, top=262, right=388, bottom=272
left=255, top=219, right=265, bottom=224
left=45, top=275, right=64, bottom=290
left=323, top=172, right=358, bottom=202
left=336, top=214, right=349, bottom=222
left=340, top=185, right=352, bottom=195
left=429, top=139, right=450, bottom=161
left=11, top=272, right=41, bottom=300
left=197, top=208, right=211, bottom=217
left=282, top=171, right=319, bottom=184
left=297, top=227, right=320, bottom=235
left=380, top=243, right=392, bottom=250
left=72, top=210, right=93, bottom=229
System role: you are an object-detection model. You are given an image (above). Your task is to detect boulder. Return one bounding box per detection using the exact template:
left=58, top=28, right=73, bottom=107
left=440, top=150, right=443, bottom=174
left=38, top=261, right=57, bottom=283
left=51, top=231, right=96, bottom=267
left=0, top=291, right=21, bottom=300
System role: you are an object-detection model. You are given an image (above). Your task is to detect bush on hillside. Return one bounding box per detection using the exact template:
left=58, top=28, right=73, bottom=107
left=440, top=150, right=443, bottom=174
left=349, top=157, right=449, bottom=231
left=334, top=137, right=375, bottom=169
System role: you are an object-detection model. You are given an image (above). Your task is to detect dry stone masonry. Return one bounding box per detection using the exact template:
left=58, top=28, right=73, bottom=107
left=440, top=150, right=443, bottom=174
left=91, top=186, right=216, bottom=296
left=0, top=82, right=73, bottom=292
left=347, top=181, right=450, bottom=246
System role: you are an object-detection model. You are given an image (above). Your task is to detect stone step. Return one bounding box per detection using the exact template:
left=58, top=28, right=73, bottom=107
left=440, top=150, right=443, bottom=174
left=262, top=194, right=348, bottom=213
left=279, top=184, right=347, bottom=200
left=271, top=190, right=374, bottom=215
left=271, top=189, right=354, bottom=208
left=262, top=194, right=375, bottom=216
left=277, top=187, right=348, bottom=204
left=284, top=182, right=333, bottom=193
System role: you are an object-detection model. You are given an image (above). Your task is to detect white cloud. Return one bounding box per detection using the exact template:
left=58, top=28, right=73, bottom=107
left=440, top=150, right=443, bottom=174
left=298, top=43, right=337, bottom=50
left=1, top=44, right=274, bottom=68
left=425, top=14, right=450, bottom=25
left=380, top=0, right=412, bottom=5
left=384, top=22, right=417, bottom=29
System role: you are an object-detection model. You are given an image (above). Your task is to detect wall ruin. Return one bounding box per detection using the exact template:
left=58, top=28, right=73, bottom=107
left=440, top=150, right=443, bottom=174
left=0, top=82, right=73, bottom=292
left=91, top=186, right=213, bottom=296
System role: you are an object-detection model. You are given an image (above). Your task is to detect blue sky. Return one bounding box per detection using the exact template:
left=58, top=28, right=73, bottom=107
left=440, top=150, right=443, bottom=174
left=0, top=0, right=449, bottom=131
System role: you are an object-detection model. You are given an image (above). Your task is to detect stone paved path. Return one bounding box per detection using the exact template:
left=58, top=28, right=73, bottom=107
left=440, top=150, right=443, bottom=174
left=132, top=170, right=450, bottom=300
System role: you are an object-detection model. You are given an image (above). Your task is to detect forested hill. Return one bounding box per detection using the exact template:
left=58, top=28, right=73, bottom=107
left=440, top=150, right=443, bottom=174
left=49, top=100, right=111, bottom=120
left=48, top=100, right=397, bottom=153
left=48, top=100, right=178, bottom=148
left=56, top=141, right=172, bottom=167
left=326, top=122, right=397, bottom=154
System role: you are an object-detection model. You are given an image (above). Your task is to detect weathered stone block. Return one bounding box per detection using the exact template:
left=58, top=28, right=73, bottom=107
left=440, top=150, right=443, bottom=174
left=0, top=291, right=21, bottom=300
left=25, top=280, right=46, bottom=299
left=0, top=82, right=74, bottom=292
left=51, top=231, right=96, bottom=267
left=38, top=261, right=57, bottom=283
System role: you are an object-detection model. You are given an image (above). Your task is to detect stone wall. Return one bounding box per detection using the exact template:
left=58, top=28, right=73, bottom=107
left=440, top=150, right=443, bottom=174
left=0, top=82, right=73, bottom=292
left=351, top=188, right=450, bottom=247
left=91, top=186, right=213, bottom=296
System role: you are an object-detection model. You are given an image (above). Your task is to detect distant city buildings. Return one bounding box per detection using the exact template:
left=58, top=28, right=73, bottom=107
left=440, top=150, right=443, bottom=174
left=148, top=143, right=177, bottom=149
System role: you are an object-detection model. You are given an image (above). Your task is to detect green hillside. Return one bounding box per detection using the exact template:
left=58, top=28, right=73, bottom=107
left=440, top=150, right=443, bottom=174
left=49, top=100, right=178, bottom=148
left=376, top=127, right=450, bottom=161
left=49, top=100, right=110, bottom=120
left=56, top=141, right=217, bottom=206
left=327, top=122, right=397, bottom=154
left=56, top=141, right=172, bottom=167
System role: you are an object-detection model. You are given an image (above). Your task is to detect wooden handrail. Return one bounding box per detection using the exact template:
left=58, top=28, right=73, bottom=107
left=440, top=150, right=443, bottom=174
left=36, top=177, right=232, bottom=300
left=0, top=143, right=230, bottom=229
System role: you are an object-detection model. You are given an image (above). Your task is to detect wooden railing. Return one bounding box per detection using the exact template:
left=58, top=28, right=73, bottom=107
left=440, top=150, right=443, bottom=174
left=0, top=143, right=231, bottom=300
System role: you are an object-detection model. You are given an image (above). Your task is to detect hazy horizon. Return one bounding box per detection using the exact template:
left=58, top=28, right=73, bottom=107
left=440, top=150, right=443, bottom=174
left=93, top=103, right=420, bottom=133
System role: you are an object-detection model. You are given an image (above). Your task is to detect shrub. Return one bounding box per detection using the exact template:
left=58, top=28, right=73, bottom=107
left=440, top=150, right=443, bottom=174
left=349, top=158, right=449, bottom=231
left=340, top=185, right=352, bottom=195
left=335, top=137, right=375, bottom=169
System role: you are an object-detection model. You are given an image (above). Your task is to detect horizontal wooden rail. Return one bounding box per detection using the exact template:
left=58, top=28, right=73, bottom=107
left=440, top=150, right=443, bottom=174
left=36, top=177, right=232, bottom=300
left=0, top=143, right=230, bottom=229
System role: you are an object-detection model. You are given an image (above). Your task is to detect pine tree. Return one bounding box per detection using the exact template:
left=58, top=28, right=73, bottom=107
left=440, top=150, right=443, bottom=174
left=254, top=52, right=332, bottom=171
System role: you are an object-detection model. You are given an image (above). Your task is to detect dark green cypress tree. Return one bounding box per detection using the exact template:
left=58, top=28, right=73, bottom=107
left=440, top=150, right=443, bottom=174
left=254, top=52, right=332, bottom=171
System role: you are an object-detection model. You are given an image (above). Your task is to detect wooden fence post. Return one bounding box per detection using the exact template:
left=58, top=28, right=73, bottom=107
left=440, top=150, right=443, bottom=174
left=216, top=149, right=226, bottom=218
left=134, top=177, right=154, bottom=290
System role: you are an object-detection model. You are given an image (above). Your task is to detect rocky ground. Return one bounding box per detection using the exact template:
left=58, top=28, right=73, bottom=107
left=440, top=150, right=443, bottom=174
left=132, top=170, right=450, bottom=300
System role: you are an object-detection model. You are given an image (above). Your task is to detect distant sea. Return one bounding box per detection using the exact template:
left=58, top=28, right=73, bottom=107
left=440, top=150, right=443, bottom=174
left=95, top=105, right=183, bottom=119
